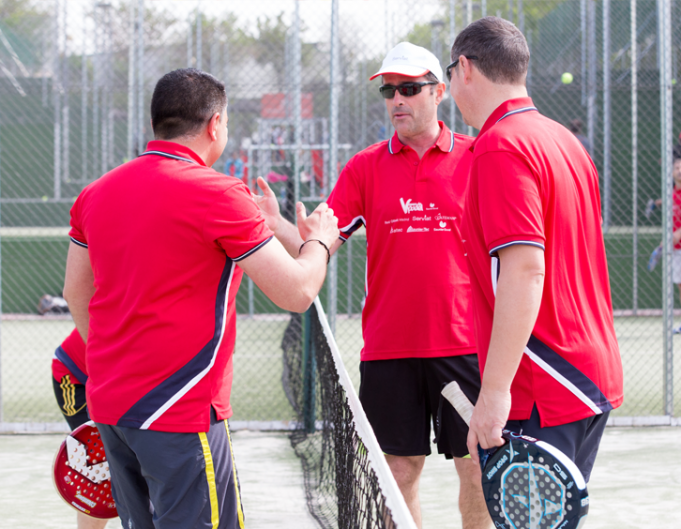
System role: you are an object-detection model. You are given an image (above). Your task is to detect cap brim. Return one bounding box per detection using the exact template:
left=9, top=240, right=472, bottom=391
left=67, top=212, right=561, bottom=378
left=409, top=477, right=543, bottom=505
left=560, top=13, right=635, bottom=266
left=369, top=66, right=430, bottom=81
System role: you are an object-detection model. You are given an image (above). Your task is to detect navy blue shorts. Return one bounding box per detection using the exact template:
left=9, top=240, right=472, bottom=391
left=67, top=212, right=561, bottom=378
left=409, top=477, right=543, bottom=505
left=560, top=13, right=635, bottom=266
left=52, top=375, right=89, bottom=431
left=359, top=355, right=481, bottom=459
left=97, top=408, right=244, bottom=529
left=506, top=405, right=609, bottom=482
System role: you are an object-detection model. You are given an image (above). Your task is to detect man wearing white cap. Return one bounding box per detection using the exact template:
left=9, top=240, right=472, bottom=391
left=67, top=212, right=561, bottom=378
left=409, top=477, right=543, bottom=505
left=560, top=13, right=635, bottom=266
left=254, top=42, right=490, bottom=528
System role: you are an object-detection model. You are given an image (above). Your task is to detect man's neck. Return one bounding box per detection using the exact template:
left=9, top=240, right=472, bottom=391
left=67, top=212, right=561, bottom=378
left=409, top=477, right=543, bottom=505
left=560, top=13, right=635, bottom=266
left=472, top=85, right=529, bottom=130
left=162, top=135, right=214, bottom=166
left=397, top=120, right=442, bottom=159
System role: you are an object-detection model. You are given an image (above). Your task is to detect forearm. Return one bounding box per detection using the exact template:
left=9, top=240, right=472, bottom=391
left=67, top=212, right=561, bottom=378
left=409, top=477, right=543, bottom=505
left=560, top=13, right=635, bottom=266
left=483, top=247, right=545, bottom=394
left=272, top=215, right=305, bottom=257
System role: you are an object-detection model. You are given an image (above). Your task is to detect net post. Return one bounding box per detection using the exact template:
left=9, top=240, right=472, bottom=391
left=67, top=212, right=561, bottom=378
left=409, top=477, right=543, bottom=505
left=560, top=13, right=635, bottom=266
left=659, top=0, right=674, bottom=417
left=302, top=308, right=316, bottom=433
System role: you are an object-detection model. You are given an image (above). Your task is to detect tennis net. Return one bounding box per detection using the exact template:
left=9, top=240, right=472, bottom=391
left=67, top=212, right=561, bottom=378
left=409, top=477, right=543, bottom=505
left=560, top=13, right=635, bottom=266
left=282, top=298, right=416, bottom=529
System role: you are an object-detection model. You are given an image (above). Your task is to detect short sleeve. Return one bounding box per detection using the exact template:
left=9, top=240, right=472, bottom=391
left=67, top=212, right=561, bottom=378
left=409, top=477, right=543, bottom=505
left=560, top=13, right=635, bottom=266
left=203, top=182, right=274, bottom=261
left=69, top=193, right=88, bottom=248
left=327, top=161, right=364, bottom=241
left=475, top=151, right=545, bottom=255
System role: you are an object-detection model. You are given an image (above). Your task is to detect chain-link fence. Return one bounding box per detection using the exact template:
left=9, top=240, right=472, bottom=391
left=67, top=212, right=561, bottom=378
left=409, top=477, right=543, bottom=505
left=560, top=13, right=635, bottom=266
left=0, top=0, right=679, bottom=431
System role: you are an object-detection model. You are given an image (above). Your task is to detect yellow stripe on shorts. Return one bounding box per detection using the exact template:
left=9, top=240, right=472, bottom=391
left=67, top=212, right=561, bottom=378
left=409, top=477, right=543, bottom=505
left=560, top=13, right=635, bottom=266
left=198, top=432, right=220, bottom=529
left=60, top=375, right=86, bottom=417
left=225, top=422, right=245, bottom=528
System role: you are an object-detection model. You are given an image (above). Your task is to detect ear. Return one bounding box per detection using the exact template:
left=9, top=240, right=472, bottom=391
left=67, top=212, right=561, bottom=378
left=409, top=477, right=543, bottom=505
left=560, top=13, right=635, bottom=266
left=459, top=56, right=475, bottom=84
left=434, top=81, right=446, bottom=105
left=208, top=112, right=221, bottom=141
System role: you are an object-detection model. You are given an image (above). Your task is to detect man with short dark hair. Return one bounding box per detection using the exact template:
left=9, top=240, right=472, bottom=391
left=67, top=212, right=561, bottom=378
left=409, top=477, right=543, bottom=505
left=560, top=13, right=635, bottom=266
left=255, top=42, right=490, bottom=529
left=63, top=68, right=339, bottom=529
left=448, top=17, right=623, bottom=482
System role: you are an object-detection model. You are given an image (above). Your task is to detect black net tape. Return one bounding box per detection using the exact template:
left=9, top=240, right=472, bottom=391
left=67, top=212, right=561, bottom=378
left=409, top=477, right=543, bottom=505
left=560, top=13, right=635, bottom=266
left=282, top=304, right=397, bottom=529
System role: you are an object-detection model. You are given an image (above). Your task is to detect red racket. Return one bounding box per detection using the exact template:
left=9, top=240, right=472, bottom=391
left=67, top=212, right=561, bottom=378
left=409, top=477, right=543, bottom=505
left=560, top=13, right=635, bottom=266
left=52, top=421, right=118, bottom=519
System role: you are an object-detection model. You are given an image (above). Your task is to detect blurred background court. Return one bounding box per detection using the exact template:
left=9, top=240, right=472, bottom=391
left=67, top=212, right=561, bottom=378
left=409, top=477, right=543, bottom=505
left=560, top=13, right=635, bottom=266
left=0, top=0, right=680, bottom=527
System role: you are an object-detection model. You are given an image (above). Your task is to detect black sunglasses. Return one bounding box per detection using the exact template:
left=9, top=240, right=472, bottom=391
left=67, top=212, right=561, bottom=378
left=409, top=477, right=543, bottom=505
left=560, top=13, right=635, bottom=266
left=379, top=81, right=438, bottom=99
left=446, top=56, right=479, bottom=81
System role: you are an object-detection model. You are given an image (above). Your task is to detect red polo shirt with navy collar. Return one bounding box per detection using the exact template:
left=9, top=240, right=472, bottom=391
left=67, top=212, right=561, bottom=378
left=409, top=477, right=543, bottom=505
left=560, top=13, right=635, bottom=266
left=327, top=122, right=477, bottom=361
left=52, top=328, right=88, bottom=385
left=461, top=97, right=623, bottom=427
left=69, top=140, right=273, bottom=432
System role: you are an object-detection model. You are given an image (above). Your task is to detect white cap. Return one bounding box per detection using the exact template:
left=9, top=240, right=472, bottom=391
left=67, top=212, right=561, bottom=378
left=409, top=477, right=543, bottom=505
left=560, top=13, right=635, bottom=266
left=370, top=42, right=444, bottom=83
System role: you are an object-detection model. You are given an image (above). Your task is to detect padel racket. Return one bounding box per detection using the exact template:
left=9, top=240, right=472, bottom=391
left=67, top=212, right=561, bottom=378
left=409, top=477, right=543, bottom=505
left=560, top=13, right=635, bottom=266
left=53, top=420, right=118, bottom=519
left=442, top=381, right=588, bottom=529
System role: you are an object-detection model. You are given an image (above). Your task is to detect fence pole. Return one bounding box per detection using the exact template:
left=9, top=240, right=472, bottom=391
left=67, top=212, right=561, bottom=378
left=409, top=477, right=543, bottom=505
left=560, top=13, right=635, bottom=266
left=53, top=0, right=61, bottom=200
left=127, top=0, right=136, bottom=161
left=465, top=0, right=473, bottom=137
left=659, top=0, right=674, bottom=417
left=449, top=0, right=456, bottom=133
left=631, top=0, right=639, bottom=314
left=581, top=0, right=587, bottom=106
left=0, top=122, right=3, bottom=423
left=136, top=0, right=144, bottom=155
left=587, top=0, right=596, bottom=151
left=196, top=4, right=202, bottom=71
left=82, top=7, right=89, bottom=180
left=62, top=0, right=69, bottom=186
left=328, top=0, right=340, bottom=334
left=293, top=0, right=302, bottom=209
left=602, top=0, right=611, bottom=231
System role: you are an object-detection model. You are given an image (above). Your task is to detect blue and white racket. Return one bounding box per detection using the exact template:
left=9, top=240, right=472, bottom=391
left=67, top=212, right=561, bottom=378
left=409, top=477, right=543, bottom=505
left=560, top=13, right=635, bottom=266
left=442, top=381, right=589, bottom=529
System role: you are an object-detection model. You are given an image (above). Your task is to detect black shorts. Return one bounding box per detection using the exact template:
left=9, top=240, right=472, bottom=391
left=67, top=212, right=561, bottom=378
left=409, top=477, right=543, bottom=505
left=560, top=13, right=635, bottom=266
left=52, top=375, right=89, bottom=431
left=506, top=405, right=609, bottom=482
left=97, top=408, right=244, bottom=529
left=359, top=355, right=481, bottom=459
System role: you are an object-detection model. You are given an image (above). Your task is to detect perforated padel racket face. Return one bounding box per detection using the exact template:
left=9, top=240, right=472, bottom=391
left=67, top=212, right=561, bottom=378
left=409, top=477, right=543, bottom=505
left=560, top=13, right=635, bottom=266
left=52, top=421, right=118, bottom=519
left=481, top=432, right=589, bottom=529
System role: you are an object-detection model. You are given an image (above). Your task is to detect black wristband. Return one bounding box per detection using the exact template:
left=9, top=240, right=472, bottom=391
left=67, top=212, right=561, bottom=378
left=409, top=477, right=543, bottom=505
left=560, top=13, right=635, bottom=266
left=299, top=239, right=331, bottom=264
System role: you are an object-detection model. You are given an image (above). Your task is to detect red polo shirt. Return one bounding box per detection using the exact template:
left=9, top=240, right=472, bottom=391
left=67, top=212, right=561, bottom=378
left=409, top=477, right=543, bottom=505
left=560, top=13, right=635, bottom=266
left=69, top=141, right=273, bottom=432
left=327, top=123, right=476, bottom=361
left=52, top=328, right=87, bottom=385
left=461, top=98, right=623, bottom=427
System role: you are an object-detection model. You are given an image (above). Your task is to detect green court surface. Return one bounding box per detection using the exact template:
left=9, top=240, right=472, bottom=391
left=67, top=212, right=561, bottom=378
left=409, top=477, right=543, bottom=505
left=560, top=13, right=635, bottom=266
left=1, top=314, right=678, bottom=424
left=0, top=427, right=678, bottom=528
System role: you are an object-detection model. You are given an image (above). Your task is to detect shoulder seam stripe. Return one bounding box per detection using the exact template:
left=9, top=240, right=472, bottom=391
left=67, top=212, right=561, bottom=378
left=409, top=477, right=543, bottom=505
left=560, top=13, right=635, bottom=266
left=489, top=241, right=545, bottom=256
left=70, top=237, right=88, bottom=249
left=233, top=236, right=274, bottom=262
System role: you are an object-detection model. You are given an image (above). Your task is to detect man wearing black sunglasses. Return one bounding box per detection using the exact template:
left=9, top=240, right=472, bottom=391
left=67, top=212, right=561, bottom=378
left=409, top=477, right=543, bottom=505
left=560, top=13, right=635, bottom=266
left=449, top=16, right=622, bottom=488
left=252, top=41, right=489, bottom=529
left=324, top=42, right=488, bottom=529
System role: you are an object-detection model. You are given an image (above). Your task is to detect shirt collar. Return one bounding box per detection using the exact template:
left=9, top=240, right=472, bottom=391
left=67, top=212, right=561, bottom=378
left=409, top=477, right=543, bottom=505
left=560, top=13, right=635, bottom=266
left=388, top=121, right=454, bottom=155
left=470, top=97, right=537, bottom=151
left=143, top=140, right=207, bottom=166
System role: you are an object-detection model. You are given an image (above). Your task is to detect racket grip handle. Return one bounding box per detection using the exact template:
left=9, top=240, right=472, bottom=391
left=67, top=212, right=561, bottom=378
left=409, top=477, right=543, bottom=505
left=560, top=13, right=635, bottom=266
left=441, top=381, right=474, bottom=426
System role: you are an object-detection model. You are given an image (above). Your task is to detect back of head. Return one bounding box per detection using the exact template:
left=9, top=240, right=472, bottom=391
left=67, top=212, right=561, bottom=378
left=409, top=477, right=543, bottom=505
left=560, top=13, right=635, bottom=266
left=451, top=16, right=529, bottom=85
left=151, top=68, right=227, bottom=140
left=569, top=119, right=583, bottom=134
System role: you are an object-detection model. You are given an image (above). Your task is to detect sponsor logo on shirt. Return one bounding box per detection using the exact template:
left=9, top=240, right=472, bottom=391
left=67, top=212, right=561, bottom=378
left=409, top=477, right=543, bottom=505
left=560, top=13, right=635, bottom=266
left=390, top=227, right=403, bottom=234
left=426, top=202, right=438, bottom=210
left=434, top=220, right=451, bottom=232
left=407, top=226, right=429, bottom=233
left=400, top=198, right=423, bottom=214
left=385, top=217, right=410, bottom=224
left=435, top=214, right=456, bottom=221
left=411, top=215, right=432, bottom=222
